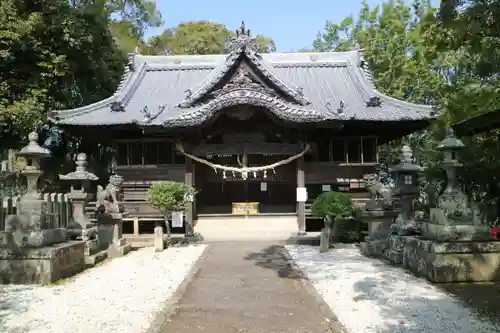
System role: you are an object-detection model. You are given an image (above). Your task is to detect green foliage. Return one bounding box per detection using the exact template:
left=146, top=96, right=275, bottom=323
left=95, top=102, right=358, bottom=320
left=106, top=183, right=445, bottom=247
left=143, top=21, right=277, bottom=55
left=311, top=191, right=355, bottom=221
left=0, top=0, right=126, bottom=150
left=147, top=181, right=197, bottom=214
left=313, top=0, right=441, bottom=104
left=314, top=0, right=500, bottom=204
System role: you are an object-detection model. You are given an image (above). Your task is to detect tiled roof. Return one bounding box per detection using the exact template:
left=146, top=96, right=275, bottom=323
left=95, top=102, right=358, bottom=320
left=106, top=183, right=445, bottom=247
left=452, top=109, right=500, bottom=136
left=52, top=47, right=434, bottom=127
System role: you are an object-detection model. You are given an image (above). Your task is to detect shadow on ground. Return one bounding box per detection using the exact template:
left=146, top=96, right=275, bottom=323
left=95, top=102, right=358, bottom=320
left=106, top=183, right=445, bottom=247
left=244, top=244, right=307, bottom=279
left=349, top=271, right=500, bottom=332
left=436, top=281, right=500, bottom=327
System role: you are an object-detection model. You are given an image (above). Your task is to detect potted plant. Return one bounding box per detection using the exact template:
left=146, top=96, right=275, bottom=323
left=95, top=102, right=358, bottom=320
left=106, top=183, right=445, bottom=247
left=147, top=181, right=197, bottom=249
left=311, top=191, right=357, bottom=250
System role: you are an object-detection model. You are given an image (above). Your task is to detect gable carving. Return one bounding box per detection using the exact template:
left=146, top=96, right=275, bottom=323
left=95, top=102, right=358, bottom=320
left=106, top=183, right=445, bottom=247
left=211, top=64, right=275, bottom=98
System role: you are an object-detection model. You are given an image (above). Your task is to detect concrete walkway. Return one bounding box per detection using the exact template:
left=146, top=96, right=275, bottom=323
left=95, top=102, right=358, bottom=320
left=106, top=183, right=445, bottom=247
left=157, top=242, right=343, bottom=333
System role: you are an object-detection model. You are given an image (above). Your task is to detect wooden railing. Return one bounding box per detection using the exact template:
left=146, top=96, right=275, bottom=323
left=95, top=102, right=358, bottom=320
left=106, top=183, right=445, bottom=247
left=0, top=193, right=72, bottom=231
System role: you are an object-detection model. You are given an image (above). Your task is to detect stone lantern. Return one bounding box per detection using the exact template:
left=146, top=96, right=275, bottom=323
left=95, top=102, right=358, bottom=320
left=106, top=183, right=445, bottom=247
left=0, top=132, right=87, bottom=284
left=391, top=145, right=423, bottom=229
left=17, top=132, right=50, bottom=200
left=385, top=145, right=423, bottom=265
left=420, top=126, right=490, bottom=241
left=436, top=127, right=465, bottom=196
left=59, top=153, right=99, bottom=241
left=402, top=127, right=500, bottom=283
left=13, top=131, right=53, bottom=232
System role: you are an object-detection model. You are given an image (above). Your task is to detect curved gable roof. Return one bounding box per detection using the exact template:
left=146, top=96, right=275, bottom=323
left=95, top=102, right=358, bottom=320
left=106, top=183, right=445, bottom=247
left=52, top=49, right=434, bottom=127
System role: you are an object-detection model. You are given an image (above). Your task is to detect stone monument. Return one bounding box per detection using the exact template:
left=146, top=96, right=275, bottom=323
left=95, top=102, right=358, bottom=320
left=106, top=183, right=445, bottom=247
left=403, top=127, right=500, bottom=282
left=0, top=132, right=85, bottom=284
left=385, top=146, right=422, bottom=264
left=95, top=174, right=131, bottom=258
left=59, top=153, right=107, bottom=266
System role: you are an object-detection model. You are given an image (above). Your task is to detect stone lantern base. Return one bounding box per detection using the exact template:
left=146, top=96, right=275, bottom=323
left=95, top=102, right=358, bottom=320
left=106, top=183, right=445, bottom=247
left=402, top=237, right=500, bottom=282
left=0, top=241, right=85, bottom=284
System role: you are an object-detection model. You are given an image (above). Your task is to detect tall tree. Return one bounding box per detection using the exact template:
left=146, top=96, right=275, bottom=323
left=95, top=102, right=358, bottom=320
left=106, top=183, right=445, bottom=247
left=71, top=0, right=162, bottom=37
left=314, top=0, right=500, bottom=202
left=0, top=0, right=125, bottom=150
left=313, top=0, right=441, bottom=104
left=144, top=21, right=277, bottom=55
left=430, top=0, right=500, bottom=200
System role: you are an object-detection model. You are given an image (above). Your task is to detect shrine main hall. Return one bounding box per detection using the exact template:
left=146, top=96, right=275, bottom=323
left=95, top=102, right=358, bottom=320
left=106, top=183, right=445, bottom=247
left=52, top=24, right=433, bottom=235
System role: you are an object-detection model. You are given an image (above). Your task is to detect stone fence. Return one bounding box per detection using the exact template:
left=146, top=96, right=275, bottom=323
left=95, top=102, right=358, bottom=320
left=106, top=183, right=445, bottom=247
left=0, top=193, right=72, bottom=231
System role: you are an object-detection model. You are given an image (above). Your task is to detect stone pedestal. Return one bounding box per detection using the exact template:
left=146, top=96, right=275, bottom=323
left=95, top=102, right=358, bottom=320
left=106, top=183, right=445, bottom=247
left=67, top=197, right=106, bottom=266
left=360, top=209, right=399, bottom=258
left=97, top=213, right=131, bottom=258
left=420, top=207, right=492, bottom=241
left=0, top=241, right=85, bottom=284
left=402, top=236, right=500, bottom=282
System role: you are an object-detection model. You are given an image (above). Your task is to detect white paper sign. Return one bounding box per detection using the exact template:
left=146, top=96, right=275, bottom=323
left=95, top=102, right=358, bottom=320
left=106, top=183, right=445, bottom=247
left=296, top=187, right=308, bottom=202
left=322, top=184, right=331, bottom=192
left=260, top=182, right=267, bottom=192
left=171, top=211, right=184, bottom=228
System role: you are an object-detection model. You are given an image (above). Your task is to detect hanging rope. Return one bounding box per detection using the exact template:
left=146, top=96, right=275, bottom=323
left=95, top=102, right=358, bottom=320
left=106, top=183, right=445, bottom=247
left=175, top=142, right=310, bottom=174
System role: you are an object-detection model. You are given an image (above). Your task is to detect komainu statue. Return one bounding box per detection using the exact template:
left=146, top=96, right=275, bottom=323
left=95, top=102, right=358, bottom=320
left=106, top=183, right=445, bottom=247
left=363, top=173, right=394, bottom=208
left=95, top=174, right=124, bottom=215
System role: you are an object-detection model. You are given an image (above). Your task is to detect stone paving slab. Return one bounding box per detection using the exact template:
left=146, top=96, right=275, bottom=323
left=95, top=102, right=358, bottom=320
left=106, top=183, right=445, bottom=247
left=157, top=242, right=344, bottom=333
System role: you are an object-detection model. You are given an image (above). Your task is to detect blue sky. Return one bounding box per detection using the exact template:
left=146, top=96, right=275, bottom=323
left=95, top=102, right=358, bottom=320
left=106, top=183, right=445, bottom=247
left=148, top=0, right=440, bottom=52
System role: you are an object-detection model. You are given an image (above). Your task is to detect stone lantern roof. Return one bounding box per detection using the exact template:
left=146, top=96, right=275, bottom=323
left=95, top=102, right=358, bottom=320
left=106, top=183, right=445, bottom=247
left=436, top=127, right=465, bottom=151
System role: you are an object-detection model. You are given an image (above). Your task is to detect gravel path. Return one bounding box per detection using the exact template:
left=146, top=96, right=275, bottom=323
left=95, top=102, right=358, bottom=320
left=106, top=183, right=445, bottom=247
left=0, top=244, right=206, bottom=333
left=285, top=245, right=500, bottom=333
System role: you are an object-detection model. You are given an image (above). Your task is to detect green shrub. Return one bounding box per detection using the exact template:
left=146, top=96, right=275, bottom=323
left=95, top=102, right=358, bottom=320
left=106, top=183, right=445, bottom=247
left=312, top=191, right=362, bottom=243
left=147, top=181, right=197, bottom=215
left=311, top=191, right=355, bottom=222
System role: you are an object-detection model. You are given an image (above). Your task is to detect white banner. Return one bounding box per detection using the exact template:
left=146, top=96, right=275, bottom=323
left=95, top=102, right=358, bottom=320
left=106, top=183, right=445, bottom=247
left=171, top=211, right=184, bottom=228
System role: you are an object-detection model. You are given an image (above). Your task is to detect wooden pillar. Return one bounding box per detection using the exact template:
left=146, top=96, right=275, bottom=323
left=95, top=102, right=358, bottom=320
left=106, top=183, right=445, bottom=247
left=296, top=154, right=306, bottom=235
left=185, top=156, right=195, bottom=236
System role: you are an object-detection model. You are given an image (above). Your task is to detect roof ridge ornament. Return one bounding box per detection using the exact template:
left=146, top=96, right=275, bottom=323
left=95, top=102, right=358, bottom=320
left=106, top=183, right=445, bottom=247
left=236, top=21, right=251, bottom=38
left=227, top=21, right=256, bottom=53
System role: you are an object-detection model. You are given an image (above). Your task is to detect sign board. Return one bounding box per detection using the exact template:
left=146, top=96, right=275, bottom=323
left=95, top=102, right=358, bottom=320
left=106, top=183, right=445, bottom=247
left=322, top=184, right=331, bottom=192
left=296, top=187, right=308, bottom=202
left=171, top=211, right=184, bottom=228
left=232, top=202, right=259, bottom=215
left=260, top=182, right=267, bottom=192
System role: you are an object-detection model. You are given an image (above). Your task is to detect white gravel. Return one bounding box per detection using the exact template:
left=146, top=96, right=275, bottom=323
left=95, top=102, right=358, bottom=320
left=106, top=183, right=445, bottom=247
left=0, top=244, right=206, bottom=333
left=286, top=245, right=500, bottom=333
